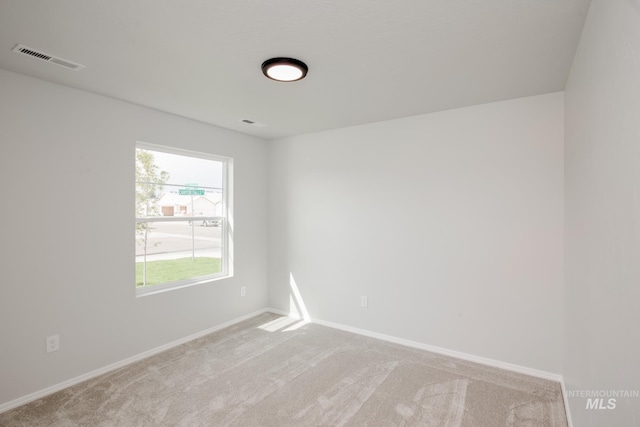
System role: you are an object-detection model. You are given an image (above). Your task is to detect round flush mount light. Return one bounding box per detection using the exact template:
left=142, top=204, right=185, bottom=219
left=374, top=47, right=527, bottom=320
left=261, top=57, right=308, bottom=82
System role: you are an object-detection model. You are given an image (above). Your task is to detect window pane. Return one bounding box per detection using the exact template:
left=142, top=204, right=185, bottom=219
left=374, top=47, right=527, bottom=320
left=135, top=220, right=223, bottom=287
left=135, top=148, right=224, bottom=219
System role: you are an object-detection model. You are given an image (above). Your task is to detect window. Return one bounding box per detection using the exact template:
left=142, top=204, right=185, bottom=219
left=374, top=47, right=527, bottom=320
left=135, top=142, right=232, bottom=296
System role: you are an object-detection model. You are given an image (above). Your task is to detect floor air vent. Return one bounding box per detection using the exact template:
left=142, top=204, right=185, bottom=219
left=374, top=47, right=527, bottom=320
left=12, top=44, right=85, bottom=71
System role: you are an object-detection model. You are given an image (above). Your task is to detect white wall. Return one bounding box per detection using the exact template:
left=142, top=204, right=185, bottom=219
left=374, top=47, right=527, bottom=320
left=564, top=0, right=640, bottom=425
left=0, top=69, right=269, bottom=406
left=269, top=93, right=564, bottom=373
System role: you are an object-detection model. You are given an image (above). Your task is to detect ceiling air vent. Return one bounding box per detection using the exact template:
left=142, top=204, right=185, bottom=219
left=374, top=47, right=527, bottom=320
left=12, top=44, right=85, bottom=71
left=240, top=119, right=265, bottom=127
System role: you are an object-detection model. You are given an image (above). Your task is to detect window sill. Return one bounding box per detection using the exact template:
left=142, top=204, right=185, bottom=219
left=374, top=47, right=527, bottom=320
left=135, top=273, right=232, bottom=298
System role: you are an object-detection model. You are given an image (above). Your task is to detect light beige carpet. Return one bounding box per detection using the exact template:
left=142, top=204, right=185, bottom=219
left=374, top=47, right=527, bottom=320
left=0, top=313, right=567, bottom=426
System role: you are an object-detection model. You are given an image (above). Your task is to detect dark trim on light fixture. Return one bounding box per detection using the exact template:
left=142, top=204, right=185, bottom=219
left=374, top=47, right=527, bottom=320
left=261, top=57, right=308, bottom=82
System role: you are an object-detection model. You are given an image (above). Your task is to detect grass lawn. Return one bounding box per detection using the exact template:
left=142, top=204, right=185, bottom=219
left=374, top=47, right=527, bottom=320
left=136, top=257, right=221, bottom=287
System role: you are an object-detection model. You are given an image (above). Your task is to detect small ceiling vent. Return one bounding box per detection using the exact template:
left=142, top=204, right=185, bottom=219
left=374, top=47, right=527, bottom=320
left=240, top=119, right=265, bottom=127
left=12, top=44, right=85, bottom=71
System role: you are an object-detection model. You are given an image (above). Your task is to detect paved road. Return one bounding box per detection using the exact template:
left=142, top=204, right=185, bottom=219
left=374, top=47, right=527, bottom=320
left=135, top=220, right=222, bottom=261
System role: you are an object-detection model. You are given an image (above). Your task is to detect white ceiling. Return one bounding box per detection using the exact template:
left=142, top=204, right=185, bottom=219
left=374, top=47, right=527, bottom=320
left=0, top=0, right=591, bottom=140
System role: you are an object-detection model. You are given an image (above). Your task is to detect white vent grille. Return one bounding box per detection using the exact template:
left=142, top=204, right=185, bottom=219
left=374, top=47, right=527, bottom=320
left=12, top=44, right=85, bottom=71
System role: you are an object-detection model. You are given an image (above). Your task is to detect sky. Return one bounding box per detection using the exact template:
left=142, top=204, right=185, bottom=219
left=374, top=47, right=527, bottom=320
left=149, top=149, right=223, bottom=191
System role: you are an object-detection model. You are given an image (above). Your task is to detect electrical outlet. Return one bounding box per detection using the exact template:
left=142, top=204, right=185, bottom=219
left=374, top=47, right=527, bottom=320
left=361, top=296, right=368, bottom=308
left=46, top=335, right=60, bottom=353
left=241, top=286, right=246, bottom=297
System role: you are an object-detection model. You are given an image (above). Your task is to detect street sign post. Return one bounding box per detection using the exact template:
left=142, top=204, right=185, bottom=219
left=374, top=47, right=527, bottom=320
left=181, top=183, right=202, bottom=260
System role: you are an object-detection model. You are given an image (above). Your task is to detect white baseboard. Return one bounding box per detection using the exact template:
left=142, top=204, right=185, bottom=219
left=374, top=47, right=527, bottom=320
left=266, top=308, right=295, bottom=318
left=315, top=318, right=562, bottom=381
left=266, top=308, right=563, bottom=382
left=275, top=307, right=574, bottom=423
left=560, top=377, right=574, bottom=427
left=0, top=308, right=270, bottom=414
left=3, top=307, right=572, bottom=422
left=276, top=309, right=573, bottom=420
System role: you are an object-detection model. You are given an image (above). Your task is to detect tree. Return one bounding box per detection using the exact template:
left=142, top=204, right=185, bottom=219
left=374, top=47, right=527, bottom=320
left=135, top=149, right=169, bottom=286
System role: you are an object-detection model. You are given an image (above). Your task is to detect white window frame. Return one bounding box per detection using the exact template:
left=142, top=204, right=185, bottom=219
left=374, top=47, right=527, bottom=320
left=135, top=141, right=233, bottom=297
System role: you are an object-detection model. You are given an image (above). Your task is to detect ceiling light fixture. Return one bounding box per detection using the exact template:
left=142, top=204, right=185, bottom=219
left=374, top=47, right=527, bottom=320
left=261, top=57, right=308, bottom=82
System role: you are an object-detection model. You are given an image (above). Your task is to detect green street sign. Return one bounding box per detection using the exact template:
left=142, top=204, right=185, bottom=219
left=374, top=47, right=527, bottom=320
left=179, top=189, right=205, bottom=196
